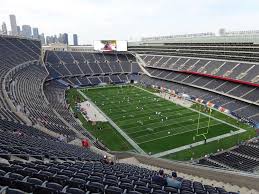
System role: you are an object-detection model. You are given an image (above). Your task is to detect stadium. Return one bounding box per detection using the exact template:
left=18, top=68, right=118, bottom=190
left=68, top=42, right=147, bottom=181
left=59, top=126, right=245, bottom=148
left=0, top=1, right=259, bottom=194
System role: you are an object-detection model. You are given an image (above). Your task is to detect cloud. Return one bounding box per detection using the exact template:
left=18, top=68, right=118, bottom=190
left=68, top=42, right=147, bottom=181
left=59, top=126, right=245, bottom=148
left=0, top=0, right=258, bottom=44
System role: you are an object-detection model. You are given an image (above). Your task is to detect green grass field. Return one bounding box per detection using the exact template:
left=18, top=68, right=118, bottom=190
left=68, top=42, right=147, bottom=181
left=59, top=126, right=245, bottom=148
left=72, top=85, right=255, bottom=157
left=66, top=89, right=133, bottom=151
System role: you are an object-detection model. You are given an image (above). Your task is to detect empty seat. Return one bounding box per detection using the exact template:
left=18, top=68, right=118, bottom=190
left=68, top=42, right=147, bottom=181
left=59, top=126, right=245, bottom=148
left=12, top=181, right=35, bottom=193
left=164, top=186, right=178, bottom=193
left=65, top=187, right=86, bottom=194
left=148, top=183, right=163, bottom=190
left=127, top=191, right=142, bottom=194
left=27, top=177, right=43, bottom=186
left=46, top=182, right=63, bottom=191
left=120, top=178, right=132, bottom=184
left=152, top=190, right=169, bottom=194
left=105, top=186, right=123, bottom=194
left=85, top=182, right=104, bottom=193
left=87, top=175, right=102, bottom=183
left=135, top=185, right=151, bottom=193
left=103, top=178, right=118, bottom=186
left=119, top=182, right=134, bottom=191
left=8, top=173, right=24, bottom=181
left=67, top=178, right=86, bottom=189
left=0, top=169, right=6, bottom=176
left=50, top=174, right=70, bottom=186
left=4, top=188, right=26, bottom=194
left=134, top=181, right=146, bottom=187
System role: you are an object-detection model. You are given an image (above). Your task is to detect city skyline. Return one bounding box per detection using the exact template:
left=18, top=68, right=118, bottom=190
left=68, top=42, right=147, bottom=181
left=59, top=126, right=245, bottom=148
left=0, top=14, right=79, bottom=45
left=1, top=0, right=259, bottom=44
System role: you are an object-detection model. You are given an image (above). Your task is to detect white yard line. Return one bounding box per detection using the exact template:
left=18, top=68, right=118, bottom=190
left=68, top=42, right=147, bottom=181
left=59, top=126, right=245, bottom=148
left=78, top=89, right=146, bottom=155
left=120, top=109, right=193, bottom=128
left=127, top=114, right=211, bottom=135
left=134, top=85, right=248, bottom=157
left=112, top=104, right=183, bottom=120
left=152, top=129, right=246, bottom=158
left=137, top=123, right=222, bottom=144
left=132, top=120, right=218, bottom=139
left=79, top=85, right=248, bottom=158
left=134, top=85, right=248, bottom=132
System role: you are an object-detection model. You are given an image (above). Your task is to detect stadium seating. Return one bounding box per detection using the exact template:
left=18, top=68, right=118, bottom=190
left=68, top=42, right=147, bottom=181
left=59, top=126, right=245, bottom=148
left=199, top=140, right=259, bottom=172
left=137, top=50, right=259, bottom=125
left=139, top=75, right=259, bottom=124
left=0, top=142, right=239, bottom=194
left=144, top=66, right=259, bottom=102
left=43, top=80, right=99, bottom=142
left=129, top=42, right=259, bottom=63
left=4, top=62, right=77, bottom=137
left=0, top=129, right=100, bottom=161
left=0, top=108, right=24, bottom=123
left=139, top=54, right=259, bottom=83
left=0, top=36, right=92, bottom=143
left=0, top=35, right=258, bottom=193
left=44, top=51, right=141, bottom=84
left=0, top=36, right=41, bottom=109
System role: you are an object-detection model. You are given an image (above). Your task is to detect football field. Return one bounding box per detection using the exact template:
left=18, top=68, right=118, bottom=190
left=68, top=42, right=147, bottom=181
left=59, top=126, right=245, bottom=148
left=81, top=85, right=241, bottom=155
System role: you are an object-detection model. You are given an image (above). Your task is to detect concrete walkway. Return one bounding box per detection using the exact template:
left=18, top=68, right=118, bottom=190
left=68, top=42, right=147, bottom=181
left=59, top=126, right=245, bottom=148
left=152, top=128, right=245, bottom=158
left=78, top=90, right=146, bottom=155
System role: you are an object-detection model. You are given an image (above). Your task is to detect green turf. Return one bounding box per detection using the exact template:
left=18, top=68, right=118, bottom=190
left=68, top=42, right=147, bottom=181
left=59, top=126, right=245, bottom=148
left=191, top=103, right=254, bottom=131
left=163, top=103, right=256, bottom=161
left=66, top=88, right=133, bottom=151
left=163, top=127, right=255, bottom=161
left=80, top=85, right=249, bottom=155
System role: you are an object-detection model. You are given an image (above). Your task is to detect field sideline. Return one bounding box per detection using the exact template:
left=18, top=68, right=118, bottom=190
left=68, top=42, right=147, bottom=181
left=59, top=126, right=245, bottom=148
left=79, top=85, right=249, bottom=155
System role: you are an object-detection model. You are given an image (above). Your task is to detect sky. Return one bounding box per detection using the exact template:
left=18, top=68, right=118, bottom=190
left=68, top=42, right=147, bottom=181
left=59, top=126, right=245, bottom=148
left=0, top=0, right=259, bottom=44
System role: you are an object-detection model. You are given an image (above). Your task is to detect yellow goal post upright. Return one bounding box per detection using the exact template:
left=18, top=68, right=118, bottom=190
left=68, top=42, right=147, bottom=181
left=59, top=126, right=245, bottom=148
left=194, top=102, right=212, bottom=141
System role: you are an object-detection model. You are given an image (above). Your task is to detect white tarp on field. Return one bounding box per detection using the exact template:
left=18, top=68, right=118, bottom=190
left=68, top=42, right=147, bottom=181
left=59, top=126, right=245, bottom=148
left=79, top=101, right=107, bottom=122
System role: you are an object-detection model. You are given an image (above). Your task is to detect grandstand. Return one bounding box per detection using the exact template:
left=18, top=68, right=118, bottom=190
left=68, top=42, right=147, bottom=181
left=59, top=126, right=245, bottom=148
left=0, top=34, right=258, bottom=194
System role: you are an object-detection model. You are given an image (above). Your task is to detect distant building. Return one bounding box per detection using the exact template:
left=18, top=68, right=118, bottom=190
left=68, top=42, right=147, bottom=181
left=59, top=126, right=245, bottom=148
left=33, top=28, right=39, bottom=39
left=9, top=14, right=18, bottom=35
left=53, top=35, right=58, bottom=43
left=219, top=28, right=226, bottom=36
left=46, top=35, right=58, bottom=44
left=46, top=36, right=52, bottom=44
left=63, top=33, right=68, bottom=44
left=1, top=22, right=7, bottom=35
left=17, top=26, right=21, bottom=35
left=46, top=33, right=70, bottom=45
left=57, top=33, right=69, bottom=44
left=43, top=44, right=93, bottom=52
left=73, top=34, right=78, bottom=45
left=39, top=33, right=46, bottom=45
left=58, top=33, right=63, bottom=43
left=22, top=25, right=32, bottom=38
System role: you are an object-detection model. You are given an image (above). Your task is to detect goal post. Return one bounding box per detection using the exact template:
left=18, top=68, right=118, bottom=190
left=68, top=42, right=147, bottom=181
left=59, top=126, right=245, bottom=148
left=196, top=103, right=212, bottom=139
